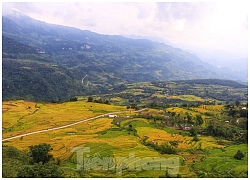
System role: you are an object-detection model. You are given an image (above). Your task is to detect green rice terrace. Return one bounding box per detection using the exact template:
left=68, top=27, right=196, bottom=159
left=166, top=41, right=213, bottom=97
left=2, top=80, right=248, bottom=178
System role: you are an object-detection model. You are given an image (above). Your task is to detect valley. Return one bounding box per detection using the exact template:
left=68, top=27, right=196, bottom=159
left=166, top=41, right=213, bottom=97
left=2, top=80, right=248, bottom=178
left=2, top=13, right=248, bottom=102
left=2, top=10, right=248, bottom=178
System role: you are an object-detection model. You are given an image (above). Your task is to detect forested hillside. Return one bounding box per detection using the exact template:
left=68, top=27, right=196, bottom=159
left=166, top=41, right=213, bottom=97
left=2, top=13, right=247, bottom=101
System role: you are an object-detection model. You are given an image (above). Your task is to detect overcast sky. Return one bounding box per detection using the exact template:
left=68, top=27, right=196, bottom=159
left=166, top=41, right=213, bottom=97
left=2, top=1, right=248, bottom=63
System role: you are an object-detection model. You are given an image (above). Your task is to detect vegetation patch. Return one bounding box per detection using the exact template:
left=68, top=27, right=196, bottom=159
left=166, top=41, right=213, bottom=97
left=2, top=92, right=248, bottom=178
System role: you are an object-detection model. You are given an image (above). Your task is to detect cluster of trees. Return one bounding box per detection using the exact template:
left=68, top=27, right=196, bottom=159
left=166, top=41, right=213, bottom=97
left=87, top=96, right=110, bottom=104
left=133, top=98, right=248, bottom=144
left=2, top=143, right=63, bottom=178
left=136, top=111, right=204, bottom=128
left=173, top=79, right=247, bottom=88
left=227, top=108, right=248, bottom=118
left=206, top=123, right=233, bottom=138
left=18, top=143, right=63, bottom=178
left=69, top=97, right=78, bottom=101
left=152, top=80, right=247, bottom=102
left=141, top=137, right=177, bottom=155
left=206, top=123, right=247, bottom=143
left=233, top=150, right=245, bottom=160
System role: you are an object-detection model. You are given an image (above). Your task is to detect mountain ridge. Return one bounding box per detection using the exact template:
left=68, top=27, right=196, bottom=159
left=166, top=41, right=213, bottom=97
left=2, top=13, right=247, bottom=101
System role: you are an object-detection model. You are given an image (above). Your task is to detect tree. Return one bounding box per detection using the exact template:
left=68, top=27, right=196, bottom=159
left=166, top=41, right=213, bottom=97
left=189, top=127, right=197, bottom=136
left=87, top=96, right=93, bottom=102
left=192, top=135, right=199, bottom=141
left=233, top=150, right=245, bottom=160
left=69, top=97, right=78, bottom=101
left=171, top=112, right=176, bottom=117
left=159, top=143, right=176, bottom=154
left=198, top=171, right=205, bottom=178
left=29, top=143, right=53, bottom=164
left=229, top=108, right=237, bottom=117
left=17, top=165, right=35, bottom=178
left=128, top=124, right=133, bottom=131
left=17, top=162, right=63, bottom=178
left=235, top=100, right=240, bottom=107
left=186, top=112, right=192, bottom=124
left=169, top=141, right=179, bottom=148
left=239, top=109, right=248, bottom=118
left=104, top=99, right=110, bottom=104
left=196, top=115, right=203, bottom=126
left=2, top=146, right=32, bottom=178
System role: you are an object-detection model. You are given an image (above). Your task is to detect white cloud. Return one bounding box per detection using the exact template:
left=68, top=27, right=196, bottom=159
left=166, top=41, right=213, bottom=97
left=2, top=1, right=248, bottom=61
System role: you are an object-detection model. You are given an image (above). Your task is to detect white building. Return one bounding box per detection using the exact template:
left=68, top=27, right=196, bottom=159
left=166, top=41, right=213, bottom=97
left=108, top=114, right=117, bottom=118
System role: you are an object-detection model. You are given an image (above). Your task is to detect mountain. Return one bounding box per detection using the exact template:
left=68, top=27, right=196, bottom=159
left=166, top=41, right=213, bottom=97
left=2, top=12, right=246, bottom=101
left=2, top=36, right=86, bottom=102
left=200, top=57, right=248, bottom=82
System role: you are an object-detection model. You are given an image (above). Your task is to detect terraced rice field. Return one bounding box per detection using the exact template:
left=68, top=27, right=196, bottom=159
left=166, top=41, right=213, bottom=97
left=193, top=144, right=248, bottom=178
left=2, top=100, right=126, bottom=138
left=2, top=100, right=247, bottom=178
left=170, top=94, right=208, bottom=102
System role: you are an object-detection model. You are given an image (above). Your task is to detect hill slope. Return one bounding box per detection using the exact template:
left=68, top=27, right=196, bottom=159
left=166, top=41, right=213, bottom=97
left=2, top=12, right=246, bottom=101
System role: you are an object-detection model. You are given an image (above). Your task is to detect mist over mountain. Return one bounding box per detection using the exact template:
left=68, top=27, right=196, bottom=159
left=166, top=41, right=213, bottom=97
left=123, top=34, right=177, bottom=47
left=201, top=57, right=248, bottom=82
left=124, top=34, right=248, bottom=83
left=2, top=12, right=247, bottom=101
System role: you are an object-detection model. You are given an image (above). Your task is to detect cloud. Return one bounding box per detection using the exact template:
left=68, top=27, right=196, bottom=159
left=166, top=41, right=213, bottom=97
left=2, top=2, right=40, bottom=16
left=51, top=3, right=99, bottom=27
left=1, top=2, right=248, bottom=61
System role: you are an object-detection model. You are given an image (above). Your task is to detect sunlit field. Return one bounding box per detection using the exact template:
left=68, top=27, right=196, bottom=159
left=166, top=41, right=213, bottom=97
left=2, top=100, right=127, bottom=139
left=2, top=100, right=247, bottom=178
left=170, top=94, right=211, bottom=102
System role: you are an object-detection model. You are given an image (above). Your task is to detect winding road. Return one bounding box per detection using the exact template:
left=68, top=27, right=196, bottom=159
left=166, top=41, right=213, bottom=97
left=2, top=109, right=146, bottom=142
left=81, top=74, right=88, bottom=84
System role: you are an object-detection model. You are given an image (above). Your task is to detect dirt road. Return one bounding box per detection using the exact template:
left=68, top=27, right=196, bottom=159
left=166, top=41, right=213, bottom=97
left=2, top=109, right=146, bottom=142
